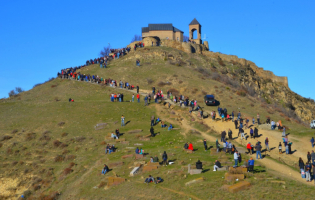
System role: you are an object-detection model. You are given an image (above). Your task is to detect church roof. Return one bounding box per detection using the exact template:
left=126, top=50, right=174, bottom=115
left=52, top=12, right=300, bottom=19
left=189, top=18, right=200, bottom=25
left=142, top=24, right=184, bottom=33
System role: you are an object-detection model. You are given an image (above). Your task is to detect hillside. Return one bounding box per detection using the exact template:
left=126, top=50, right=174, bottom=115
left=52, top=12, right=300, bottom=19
left=1, top=45, right=315, bottom=199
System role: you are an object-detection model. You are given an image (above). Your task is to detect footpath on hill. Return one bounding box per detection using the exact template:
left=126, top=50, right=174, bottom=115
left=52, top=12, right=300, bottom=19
left=63, top=77, right=314, bottom=186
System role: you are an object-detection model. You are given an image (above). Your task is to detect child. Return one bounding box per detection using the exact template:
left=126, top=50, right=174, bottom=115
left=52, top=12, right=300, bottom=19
left=278, top=142, right=282, bottom=154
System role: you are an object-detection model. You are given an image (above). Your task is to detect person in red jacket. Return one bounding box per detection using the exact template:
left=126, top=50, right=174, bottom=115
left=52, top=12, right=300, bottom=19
left=188, top=142, right=194, bottom=151
left=247, top=142, right=252, bottom=154
left=136, top=93, right=140, bottom=103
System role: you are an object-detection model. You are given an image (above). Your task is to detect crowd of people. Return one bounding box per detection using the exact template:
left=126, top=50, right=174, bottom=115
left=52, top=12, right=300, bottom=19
left=54, top=45, right=315, bottom=185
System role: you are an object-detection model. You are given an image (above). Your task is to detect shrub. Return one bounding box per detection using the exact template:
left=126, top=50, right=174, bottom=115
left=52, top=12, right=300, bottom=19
left=58, top=122, right=65, bottom=126
left=201, top=90, right=207, bottom=95
left=39, top=132, right=51, bottom=141
left=168, top=88, right=179, bottom=96
left=6, top=148, right=12, bottom=155
left=75, top=136, right=86, bottom=142
left=60, top=143, right=68, bottom=148
left=230, top=96, right=233, bottom=99
left=42, top=191, right=60, bottom=200
left=157, top=81, right=172, bottom=87
left=191, top=88, right=198, bottom=94
left=53, top=140, right=62, bottom=147
left=11, top=129, right=18, bottom=134
left=280, top=113, right=286, bottom=117
left=236, top=90, right=247, bottom=97
left=0, top=143, right=2, bottom=148
left=285, top=117, right=291, bottom=122
left=69, top=162, right=75, bottom=168
left=33, top=184, right=41, bottom=191
left=214, top=85, right=218, bottom=88
left=63, top=168, right=73, bottom=176
left=54, top=155, right=65, bottom=162
left=61, top=132, right=68, bottom=137
left=62, top=149, right=69, bottom=155
left=65, top=155, right=76, bottom=161
left=267, top=109, right=274, bottom=114
left=0, top=135, right=12, bottom=141
left=25, top=133, right=36, bottom=141
left=217, top=57, right=225, bottom=66
left=146, top=78, right=154, bottom=85
left=100, top=141, right=106, bottom=145
left=12, top=161, right=18, bottom=166
left=54, top=97, right=60, bottom=101
left=51, top=85, right=57, bottom=88
left=195, top=67, right=211, bottom=77
left=178, top=80, right=183, bottom=84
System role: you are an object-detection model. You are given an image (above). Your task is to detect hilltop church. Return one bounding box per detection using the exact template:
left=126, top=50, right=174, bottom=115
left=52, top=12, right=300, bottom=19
left=141, top=18, right=202, bottom=44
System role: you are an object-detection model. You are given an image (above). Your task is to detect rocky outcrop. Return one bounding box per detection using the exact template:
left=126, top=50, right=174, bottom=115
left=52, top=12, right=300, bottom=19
left=124, top=41, right=314, bottom=123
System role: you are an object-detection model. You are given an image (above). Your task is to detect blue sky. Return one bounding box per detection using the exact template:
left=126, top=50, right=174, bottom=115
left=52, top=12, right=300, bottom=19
left=0, top=0, right=314, bottom=99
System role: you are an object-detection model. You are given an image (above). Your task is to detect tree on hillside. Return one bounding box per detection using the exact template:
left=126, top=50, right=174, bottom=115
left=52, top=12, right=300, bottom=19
left=131, top=35, right=142, bottom=43
left=100, top=44, right=111, bottom=57
left=8, top=87, right=24, bottom=97
left=183, top=35, right=189, bottom=42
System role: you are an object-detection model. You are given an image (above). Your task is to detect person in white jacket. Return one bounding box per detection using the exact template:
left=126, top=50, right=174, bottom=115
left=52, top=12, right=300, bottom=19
left=234, top=151, right=239, bottom=167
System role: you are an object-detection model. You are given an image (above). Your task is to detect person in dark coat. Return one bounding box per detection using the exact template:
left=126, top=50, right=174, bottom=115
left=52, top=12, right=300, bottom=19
left=150, top=126, right=155, bottom=137
left=254, top=127, right=258, bottom=139
left=234, top=120, right=238, bottom=129
left=288, top=142, right=292, bottom=154
left=203, top=139, right=207, bottom=150
left=196, top=160, right=203, bottom=169
left=228, top=129, right=232, bottom=139
left=238, top=152, right=242, bottom=163
left=162, top=151, right=168, bottom=166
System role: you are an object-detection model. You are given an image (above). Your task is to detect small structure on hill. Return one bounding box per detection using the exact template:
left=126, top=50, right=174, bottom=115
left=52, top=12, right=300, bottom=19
left=142, top=24, right=184, bottom=42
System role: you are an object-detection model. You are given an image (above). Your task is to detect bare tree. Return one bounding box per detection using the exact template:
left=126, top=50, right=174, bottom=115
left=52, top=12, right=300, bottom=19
left=100, top=44, right=111, bottom=57
left=183, top=35, right=189, bottom=42
left=8, top=87, right=24, bottom=97
left=131, top=35, right=142, bottom=43
left=8, top=90, right=16, bottom=97
left=15, top=87, right=24, bottom=93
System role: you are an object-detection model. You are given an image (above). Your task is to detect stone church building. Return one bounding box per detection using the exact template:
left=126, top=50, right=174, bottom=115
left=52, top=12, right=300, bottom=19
left=142, top=18, right=202, bottom=44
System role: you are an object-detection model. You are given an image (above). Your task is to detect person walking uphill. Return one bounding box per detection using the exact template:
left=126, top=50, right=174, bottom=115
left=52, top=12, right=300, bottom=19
left=121, top=115, right=125, bottom=126
left=255, top=142, right=262, bottom=159
left=151, top=115, right=155, bottom=126
left=162, top=151, right=168, bottom=166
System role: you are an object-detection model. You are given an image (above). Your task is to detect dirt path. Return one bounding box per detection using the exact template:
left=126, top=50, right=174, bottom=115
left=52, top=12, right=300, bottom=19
left=154, top=102, right=314, bottom=186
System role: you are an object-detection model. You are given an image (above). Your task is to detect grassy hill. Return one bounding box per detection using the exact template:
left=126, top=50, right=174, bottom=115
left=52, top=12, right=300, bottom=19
left=0, top=46, right=315, bottom=199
